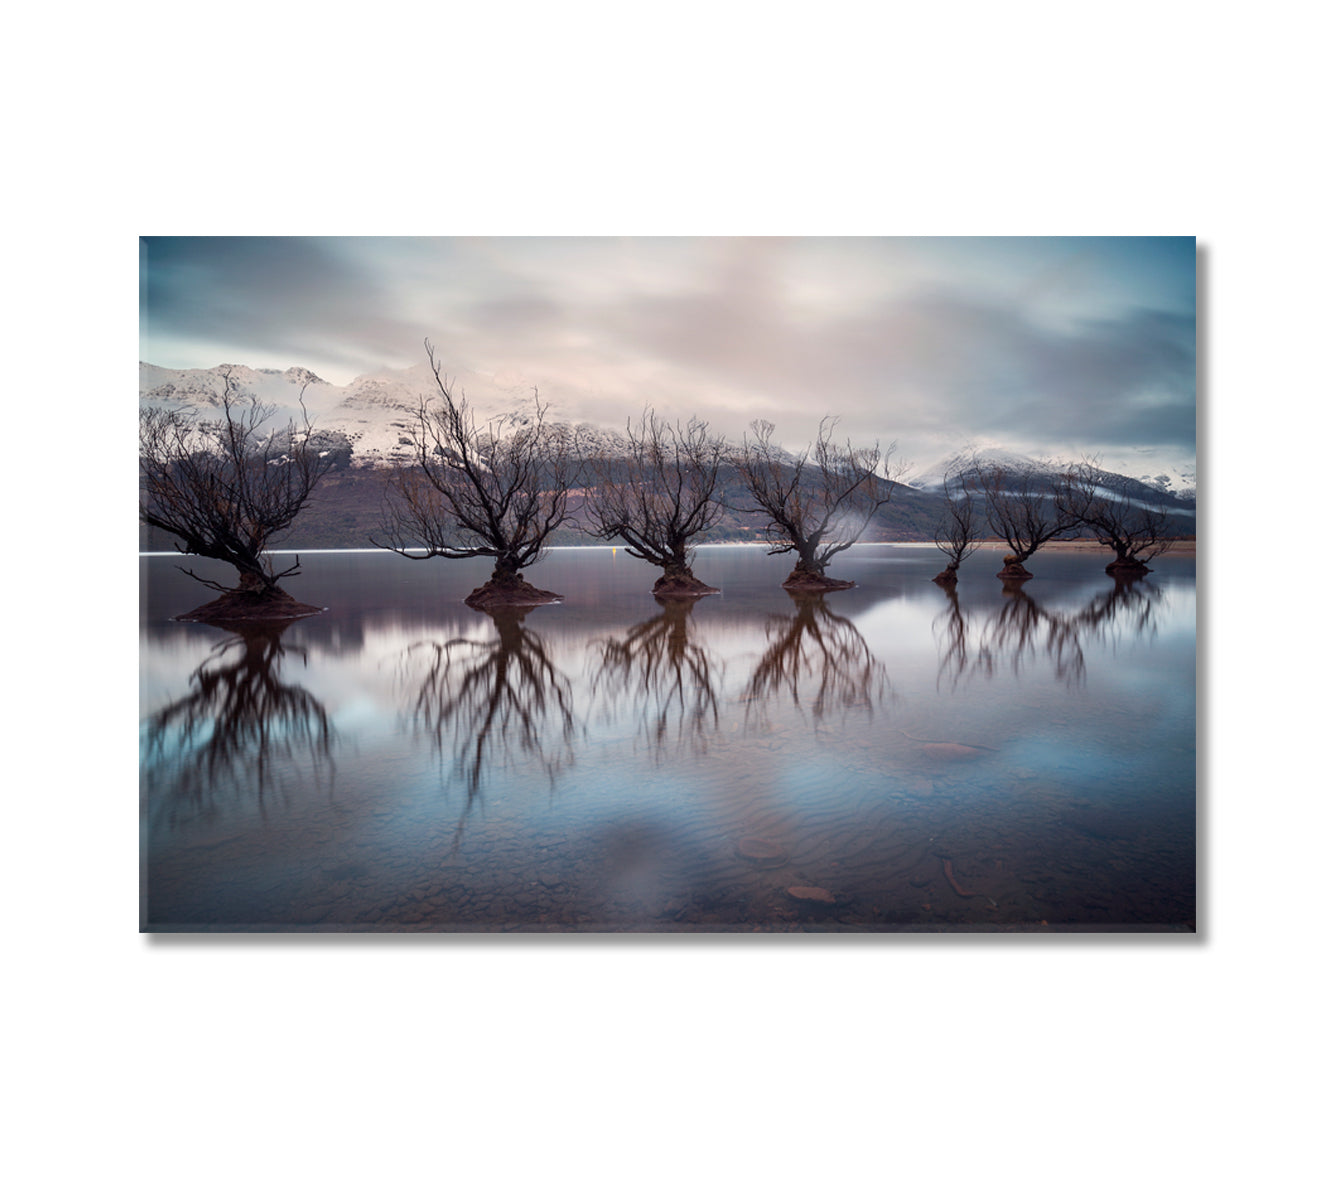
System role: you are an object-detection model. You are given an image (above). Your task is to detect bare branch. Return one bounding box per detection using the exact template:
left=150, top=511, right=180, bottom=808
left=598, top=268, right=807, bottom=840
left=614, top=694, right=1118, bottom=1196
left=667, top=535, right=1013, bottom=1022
left=374, top=340, right=578, bottom=589
left=1055, top=458, right=1178, bottom=574
left=581, top=407, right=727, bottom=592
left=932, top=476, right=983, bottom=580
left=139, top=371, right=334, bottom=596
left=959, top=457, right=1082, bottom=580
left=732, top=416, right=900, bottom=588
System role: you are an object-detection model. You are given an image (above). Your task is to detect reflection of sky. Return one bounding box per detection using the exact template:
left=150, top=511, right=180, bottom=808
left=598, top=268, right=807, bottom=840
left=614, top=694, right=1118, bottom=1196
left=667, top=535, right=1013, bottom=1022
left=141, top=548, right=1196, bottom=846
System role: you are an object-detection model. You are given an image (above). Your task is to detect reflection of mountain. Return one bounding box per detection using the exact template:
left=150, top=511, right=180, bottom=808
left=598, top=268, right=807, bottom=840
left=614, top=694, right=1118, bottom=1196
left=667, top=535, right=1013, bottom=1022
left=591, top=597, right=723, bottom=760
left=935, top=575, right=1163, bottom=688
left=744, top=593, right=889, bottom=724
left=142, top=619, right=334, bottom=823
left=402, top=609, right=578, bottom=817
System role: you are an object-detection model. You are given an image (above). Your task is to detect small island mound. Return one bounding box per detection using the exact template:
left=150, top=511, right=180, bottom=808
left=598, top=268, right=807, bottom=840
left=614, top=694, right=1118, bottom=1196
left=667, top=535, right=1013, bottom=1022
left=176, top=586, right=324, bottom=623
left=1104, top=556, right=1153, bottom=577
left=464, top=574, right=563, bottom=609
left=650, top=566, right=720, bottom=598
left=996, top=555, right=1035, bottom=582
left=781, top=563, right=855, bottom=592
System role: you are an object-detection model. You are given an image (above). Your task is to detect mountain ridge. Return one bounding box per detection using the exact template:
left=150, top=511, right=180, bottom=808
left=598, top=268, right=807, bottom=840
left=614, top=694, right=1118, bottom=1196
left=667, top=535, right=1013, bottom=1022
left=139, top=360, right=1196, bottom=500
left=138, top=361, right=1196, bottom=552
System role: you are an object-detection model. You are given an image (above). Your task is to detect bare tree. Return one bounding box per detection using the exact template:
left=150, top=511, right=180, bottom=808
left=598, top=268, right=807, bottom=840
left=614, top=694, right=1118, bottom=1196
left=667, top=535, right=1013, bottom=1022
left=964, top=459, right=1082, bottom=581
left=139, top=370, right=335, bottom=618
left=582, top=409, right=727, bottom=595
left=733, top=417, right=899, bottom=590
left=375, top=341, right=578, bottom=608
left=1056, top=460, right=1176, bottom=574
left=932, top=477, right=984, bottom=585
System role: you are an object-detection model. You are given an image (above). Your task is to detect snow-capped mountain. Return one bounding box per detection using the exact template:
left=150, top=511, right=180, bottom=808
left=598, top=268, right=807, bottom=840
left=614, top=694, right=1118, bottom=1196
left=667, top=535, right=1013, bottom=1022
left=908, top=441, right=1196, bottom=500
left=138, top=360, right=635, bottom=466
left=140, top=363, right=1196, bottom=502
left=139, top=361, right=1197, bottom=549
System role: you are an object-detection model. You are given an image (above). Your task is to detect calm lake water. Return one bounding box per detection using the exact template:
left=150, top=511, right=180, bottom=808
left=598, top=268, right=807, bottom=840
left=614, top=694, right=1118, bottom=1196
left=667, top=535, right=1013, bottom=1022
left=140, top=544, right=1196, bottom=932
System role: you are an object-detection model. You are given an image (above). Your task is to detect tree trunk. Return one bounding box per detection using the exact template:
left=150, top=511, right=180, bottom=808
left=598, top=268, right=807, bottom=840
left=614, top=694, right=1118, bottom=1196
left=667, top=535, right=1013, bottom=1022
left=488, top=559, right=525, bottom=589
left=237, top=568, right=282, bottom=597
left=996, top=553, right=1034, bottom=581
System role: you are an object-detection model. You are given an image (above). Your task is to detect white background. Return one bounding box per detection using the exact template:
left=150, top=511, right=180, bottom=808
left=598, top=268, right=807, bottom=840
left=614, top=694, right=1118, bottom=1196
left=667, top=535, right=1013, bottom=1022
left=8, top=3, right=1327, bottom=1196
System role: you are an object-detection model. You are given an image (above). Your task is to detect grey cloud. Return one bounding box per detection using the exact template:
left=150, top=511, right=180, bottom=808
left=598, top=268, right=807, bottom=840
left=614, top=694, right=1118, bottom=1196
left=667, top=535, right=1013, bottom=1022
left=140, top=236, right=1196, bottom=467
left=590, top=273, right=1195, bottom=458
left=141, top=237, right=423, bottom=374
left=839, top=294, right=1196, bottom=445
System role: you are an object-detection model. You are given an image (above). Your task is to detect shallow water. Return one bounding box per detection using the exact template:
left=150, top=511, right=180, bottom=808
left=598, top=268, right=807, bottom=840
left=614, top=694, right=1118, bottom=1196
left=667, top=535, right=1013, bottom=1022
left=140, top=544, right=1196, bottom=932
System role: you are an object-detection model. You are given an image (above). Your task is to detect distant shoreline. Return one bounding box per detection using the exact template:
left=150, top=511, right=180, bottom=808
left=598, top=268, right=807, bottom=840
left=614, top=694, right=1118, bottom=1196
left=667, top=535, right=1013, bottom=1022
left=139, top=538, right=1197, bottom=558
left=970, top=537, right=1197, bottom=556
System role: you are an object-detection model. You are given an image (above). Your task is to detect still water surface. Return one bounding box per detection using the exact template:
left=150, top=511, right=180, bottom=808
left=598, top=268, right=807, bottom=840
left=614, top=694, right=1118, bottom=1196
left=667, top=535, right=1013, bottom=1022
left=140, top=545, right=1196, bottom=932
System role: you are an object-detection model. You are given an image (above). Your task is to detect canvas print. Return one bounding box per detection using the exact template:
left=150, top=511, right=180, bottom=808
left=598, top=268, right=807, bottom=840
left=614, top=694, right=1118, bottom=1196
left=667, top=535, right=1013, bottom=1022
left=139, top=236, right=1196, bottom=932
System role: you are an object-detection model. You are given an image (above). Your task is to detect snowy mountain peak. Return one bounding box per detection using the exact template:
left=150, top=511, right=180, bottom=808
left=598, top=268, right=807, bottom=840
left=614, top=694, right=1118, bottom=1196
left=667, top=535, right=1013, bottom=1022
left=140, top=360, right=622, bottom=467
left=139, top=361, right=1196, bottom=498
left=908, top=441, right=1194, bottom=500
left=908, top=444, right=1047, bottom=491
left=283, top=366, right=327, bottom=386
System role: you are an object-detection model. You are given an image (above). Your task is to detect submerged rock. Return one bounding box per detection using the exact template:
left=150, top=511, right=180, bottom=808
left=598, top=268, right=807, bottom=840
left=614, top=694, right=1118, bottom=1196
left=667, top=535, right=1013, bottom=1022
left=786, top=885, right=837, bottom=904
left=735, top=837, right=788, bottom=867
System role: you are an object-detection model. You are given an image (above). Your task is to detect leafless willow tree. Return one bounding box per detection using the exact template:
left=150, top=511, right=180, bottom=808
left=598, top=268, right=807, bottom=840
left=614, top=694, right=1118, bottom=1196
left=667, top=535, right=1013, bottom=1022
left=964, top=459, right=1082, bottom=581
left=932, top=478, right=984, bottom=585
left=375, top=342, right=578, bottom=608
left=582, top=409, right=728, bottom=595
left=139, top=371, right=334, bottom=614
left=733, top=418, right=900, bottom=590
left=1056, top=460, right=1176, bottom=574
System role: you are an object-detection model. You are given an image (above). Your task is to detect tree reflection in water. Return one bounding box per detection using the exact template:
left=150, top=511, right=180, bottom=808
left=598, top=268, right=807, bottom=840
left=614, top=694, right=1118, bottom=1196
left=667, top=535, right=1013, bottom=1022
left=935, top=575, right=1164, bottom=689
left=743, top=592, right=889, bottom=726
left=401, top=608, right=578, bottom=825
left=590, top=597, right=723, bottom=760
left=142, top=619, right=334, bottom=824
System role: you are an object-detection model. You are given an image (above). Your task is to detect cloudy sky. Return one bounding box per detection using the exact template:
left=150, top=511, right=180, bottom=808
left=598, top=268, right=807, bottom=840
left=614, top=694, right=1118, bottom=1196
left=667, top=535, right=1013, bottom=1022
left=140, top=236, right=1196, bottom=475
